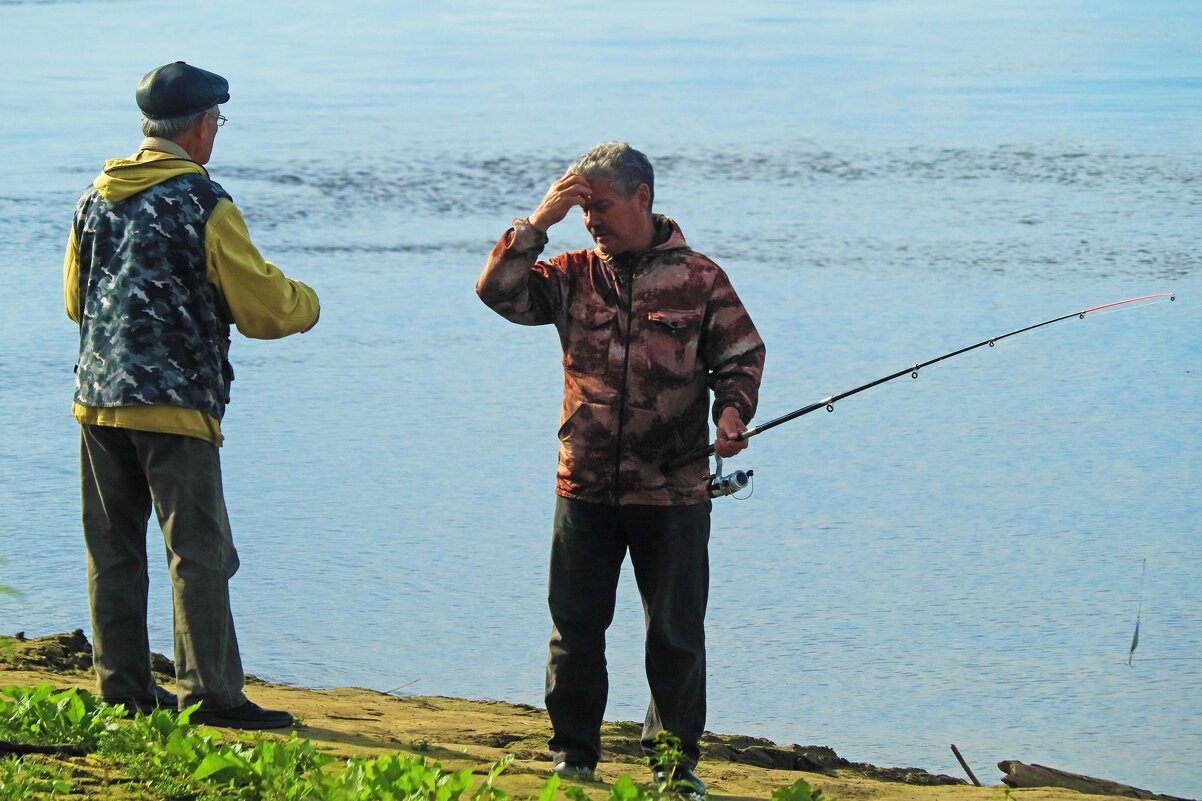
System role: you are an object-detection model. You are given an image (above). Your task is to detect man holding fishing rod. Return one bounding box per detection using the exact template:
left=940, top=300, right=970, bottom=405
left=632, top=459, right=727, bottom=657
left=64, top=62, right=319, bottom=729
left=476, top=142, right=765, bottom=795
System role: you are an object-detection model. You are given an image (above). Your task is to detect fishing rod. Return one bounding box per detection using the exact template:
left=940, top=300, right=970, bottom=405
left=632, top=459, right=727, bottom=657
left=670, top=293, right=1175, bottom=484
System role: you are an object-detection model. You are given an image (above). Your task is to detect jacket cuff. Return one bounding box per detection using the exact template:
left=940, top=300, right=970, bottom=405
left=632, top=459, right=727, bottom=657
left=511, top=218, right=550, bottom=251
left=713, top=401, right=744, bottom=425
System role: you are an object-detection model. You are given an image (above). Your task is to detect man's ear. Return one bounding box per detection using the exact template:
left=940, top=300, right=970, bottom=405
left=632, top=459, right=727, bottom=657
left=636, top=183, right=651, bottom=212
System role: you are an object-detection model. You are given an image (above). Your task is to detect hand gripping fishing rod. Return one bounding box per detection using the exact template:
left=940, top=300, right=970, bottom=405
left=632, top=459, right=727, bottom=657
left=667, top=293, right=1175, bottom=478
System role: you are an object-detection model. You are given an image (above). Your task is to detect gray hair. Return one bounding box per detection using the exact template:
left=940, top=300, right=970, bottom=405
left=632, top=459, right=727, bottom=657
left=141, top=106, right=214, bottom=139
left=570, top=141, right=654, bottom=206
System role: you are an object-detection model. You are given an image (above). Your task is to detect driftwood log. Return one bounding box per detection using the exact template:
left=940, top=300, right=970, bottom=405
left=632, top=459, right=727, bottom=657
left=998, top=761, right=1195, bottom=801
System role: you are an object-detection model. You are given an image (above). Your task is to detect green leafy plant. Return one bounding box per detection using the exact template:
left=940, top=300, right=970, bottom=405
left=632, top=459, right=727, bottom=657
left=0, top=684, right=125, bottom=746
left=103, top=706, right=331, bottom=801
left=191, top=736, right=330, bottom=800
left=648, top=731, right=691, bottom=797
left=540, top=772, right=562, bottom=801
left=771, top=777, right=824, bottom=801
left=612, top=774, right=659, bottom=801
left=561, top=783, right=590, bottom=801
left=327, top=751, right=515, bottom=801
left=474, top=752, right=514, bottom=801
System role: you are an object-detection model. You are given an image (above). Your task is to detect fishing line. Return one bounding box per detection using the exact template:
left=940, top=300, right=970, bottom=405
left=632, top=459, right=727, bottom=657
left=773, top=292, right=1175, bottom=448
left=1127, top=557, right=1146, bottom=667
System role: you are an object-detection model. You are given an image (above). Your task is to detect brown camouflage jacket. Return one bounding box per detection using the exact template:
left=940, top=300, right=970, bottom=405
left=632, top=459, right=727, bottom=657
left=477, top=215, right=765, bottom=506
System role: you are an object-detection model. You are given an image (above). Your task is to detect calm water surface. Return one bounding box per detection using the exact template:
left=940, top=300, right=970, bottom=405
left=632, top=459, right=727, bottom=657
left=1, top=1, right=1199, bottom=796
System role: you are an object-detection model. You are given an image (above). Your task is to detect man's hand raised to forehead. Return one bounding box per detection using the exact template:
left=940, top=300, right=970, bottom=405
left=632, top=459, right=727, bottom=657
left=528, top=173, right=592, bottom=233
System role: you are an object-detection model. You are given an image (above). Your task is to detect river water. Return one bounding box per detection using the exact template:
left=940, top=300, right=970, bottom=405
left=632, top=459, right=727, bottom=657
left=0, top=1, right=1199, bottom=796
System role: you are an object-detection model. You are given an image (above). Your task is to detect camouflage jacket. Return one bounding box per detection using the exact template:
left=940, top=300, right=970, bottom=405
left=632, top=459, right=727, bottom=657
left=477, top=216, right=765, bottom=506
left=73, top=173, right=233, bottom=420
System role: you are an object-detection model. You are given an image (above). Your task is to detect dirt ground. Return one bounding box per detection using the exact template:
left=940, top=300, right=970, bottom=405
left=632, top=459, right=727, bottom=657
left=0, top=631, right=1131, bottom=801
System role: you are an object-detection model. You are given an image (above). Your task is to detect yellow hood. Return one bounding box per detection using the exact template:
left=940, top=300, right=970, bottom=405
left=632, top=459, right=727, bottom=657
left=93, top=143, right=208, bottom=202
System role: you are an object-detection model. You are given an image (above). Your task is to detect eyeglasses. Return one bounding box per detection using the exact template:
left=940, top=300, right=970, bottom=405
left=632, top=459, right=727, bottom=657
left=213, top=114, right=227, bottom=128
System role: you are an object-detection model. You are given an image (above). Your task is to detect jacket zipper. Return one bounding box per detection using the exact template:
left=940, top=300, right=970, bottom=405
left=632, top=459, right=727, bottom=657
left=612, top=262, right=636, bottom=504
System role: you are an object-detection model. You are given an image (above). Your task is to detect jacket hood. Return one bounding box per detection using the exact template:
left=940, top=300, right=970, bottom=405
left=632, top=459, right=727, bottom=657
left=651, top=215, right=688, bottom=251
left=93, top=142, right=208, bottom=202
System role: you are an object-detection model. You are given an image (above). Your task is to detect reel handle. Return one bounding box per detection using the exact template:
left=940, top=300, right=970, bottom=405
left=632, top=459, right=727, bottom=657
left=707, top=454, right=753, bottom=498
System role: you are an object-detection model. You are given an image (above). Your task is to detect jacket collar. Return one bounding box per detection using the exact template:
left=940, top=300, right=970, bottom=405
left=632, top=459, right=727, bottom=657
left=137, top=137, right=192, bottom=160
left=596, top=214, right=688, bottom=268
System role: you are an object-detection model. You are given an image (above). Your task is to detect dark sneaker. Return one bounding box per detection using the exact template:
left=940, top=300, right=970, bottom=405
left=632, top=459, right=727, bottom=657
left=552, top=761, right=595, bottom=781
left=104, top=685, right=178, bottom=716
left=652, top=766, right=706, bottom=798
left=190, top=700, right=294, bottom=730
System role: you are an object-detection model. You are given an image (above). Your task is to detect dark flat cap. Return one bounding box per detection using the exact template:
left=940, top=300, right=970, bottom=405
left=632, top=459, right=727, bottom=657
left=136, top=61, right=230, bottom=120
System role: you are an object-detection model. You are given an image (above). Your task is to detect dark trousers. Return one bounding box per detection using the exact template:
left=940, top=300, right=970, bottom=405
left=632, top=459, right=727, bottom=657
left=81, top=424, right=246, bottom=710
left=545, top=496, right=710, bottom=769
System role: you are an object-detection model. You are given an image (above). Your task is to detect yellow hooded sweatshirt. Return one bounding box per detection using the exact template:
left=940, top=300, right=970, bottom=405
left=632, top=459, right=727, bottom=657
left=65, top=138, right=320, bottom=446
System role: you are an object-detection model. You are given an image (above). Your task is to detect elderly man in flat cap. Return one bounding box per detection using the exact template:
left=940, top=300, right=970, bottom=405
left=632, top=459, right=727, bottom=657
left=64, top=61, right=320, bottom=729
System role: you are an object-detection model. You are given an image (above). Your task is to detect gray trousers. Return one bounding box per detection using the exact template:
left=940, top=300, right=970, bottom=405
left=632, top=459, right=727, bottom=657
left=545, top=496, right=710, bottom=770
left=81, top=424, right=246, bottom=710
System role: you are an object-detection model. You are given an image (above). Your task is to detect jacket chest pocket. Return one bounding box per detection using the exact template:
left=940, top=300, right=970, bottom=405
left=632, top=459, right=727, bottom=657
left=644, top=308, right=703, bottom=380
left=563, top=299, right=617, bottom=374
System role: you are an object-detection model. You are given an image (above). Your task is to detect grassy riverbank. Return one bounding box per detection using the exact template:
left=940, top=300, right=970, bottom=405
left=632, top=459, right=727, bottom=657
left=0, top=631, right=1115, bottom=801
